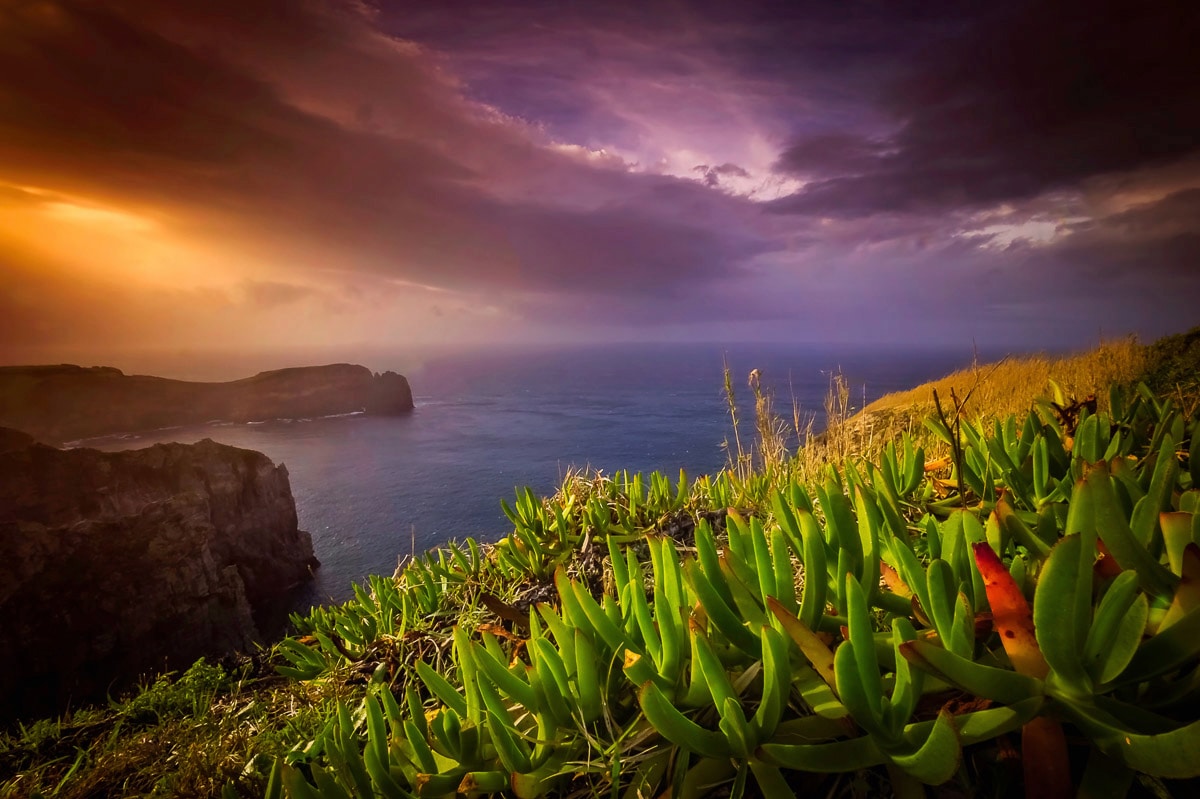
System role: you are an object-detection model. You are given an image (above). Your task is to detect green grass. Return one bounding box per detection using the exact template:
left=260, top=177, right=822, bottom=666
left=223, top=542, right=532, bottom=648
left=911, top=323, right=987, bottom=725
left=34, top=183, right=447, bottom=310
left=1143, top=325, right=1200, bottom=412
left=0, top=658, right=330, bottom=798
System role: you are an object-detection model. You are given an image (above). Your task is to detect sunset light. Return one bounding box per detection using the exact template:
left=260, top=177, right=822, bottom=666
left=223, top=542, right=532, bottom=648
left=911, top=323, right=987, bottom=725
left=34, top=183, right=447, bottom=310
left=2, top=4, right=1199, bottom=794
left=0, top=0, right=1194, bottom=367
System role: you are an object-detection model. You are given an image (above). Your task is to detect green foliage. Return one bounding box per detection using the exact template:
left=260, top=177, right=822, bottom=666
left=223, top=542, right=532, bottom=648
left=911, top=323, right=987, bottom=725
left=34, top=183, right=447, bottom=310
left=1144, top=324, right=1200, bottom=408
left=268, top=381, right=1200, bottom=798
left=9, top=344, right=1200, bottom=798
left=0, top=657, right=330, bottom=799
left=119, top=659, right=230, bottom=725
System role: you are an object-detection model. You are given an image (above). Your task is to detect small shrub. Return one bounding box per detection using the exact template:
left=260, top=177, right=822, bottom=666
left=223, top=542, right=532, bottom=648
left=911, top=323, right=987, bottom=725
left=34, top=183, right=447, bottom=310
left=119, top=659, right=228, bottom=725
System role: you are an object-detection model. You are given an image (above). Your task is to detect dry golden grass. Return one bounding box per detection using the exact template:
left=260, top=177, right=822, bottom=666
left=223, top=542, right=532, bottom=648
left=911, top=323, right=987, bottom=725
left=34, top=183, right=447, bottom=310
left=783, top=372, right=928, bottom=485
left=863, top=337, right=1147, bottom=422
left=760, top=337, right=1149, bottom=485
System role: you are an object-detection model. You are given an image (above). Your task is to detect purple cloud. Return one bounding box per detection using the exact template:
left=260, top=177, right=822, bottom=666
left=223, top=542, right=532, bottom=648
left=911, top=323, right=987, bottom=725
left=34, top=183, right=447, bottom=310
left=772, top=1, right=1200, bottom=216
left=0, top=0, right=1196, bottom=359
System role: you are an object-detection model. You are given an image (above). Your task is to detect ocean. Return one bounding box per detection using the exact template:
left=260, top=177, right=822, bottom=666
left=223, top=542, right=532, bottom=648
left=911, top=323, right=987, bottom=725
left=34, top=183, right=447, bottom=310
left=82, top=342, right=978, bottom=610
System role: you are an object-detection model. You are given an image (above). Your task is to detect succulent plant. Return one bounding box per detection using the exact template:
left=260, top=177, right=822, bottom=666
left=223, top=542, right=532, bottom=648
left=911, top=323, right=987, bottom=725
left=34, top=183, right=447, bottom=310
left=274, top=382, right=1199, bottom=798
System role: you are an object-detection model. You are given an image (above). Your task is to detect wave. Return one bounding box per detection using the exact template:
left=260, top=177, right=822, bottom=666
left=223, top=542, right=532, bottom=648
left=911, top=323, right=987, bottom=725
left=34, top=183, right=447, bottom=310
left=212, top=410, right=367, bottom=427
left=65, top=425, right=184, bottom=448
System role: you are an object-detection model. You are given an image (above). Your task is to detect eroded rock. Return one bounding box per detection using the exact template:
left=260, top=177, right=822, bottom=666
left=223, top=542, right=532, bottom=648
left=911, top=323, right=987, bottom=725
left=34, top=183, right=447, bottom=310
left=0, top=432, right=318, bottom=719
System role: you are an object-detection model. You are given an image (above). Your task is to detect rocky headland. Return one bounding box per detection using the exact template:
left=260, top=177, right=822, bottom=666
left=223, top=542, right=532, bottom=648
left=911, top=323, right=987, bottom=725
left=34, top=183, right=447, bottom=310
left=0, top=430, right=319, bottom=719
left=0, top=363, right=414, bottom=445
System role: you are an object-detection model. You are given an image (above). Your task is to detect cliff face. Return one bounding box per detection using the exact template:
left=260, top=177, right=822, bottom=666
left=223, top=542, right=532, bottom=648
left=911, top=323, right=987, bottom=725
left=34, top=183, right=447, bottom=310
left=0, top=432, right=318, bottom=719
left=0, top=363, right=414, bottom=444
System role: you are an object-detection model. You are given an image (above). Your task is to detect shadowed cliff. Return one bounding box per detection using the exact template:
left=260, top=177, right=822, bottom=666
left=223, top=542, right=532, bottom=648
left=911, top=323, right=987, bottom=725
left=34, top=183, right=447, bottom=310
left=0, top=363, right=413, bottom=444
left=0, top=431, right=319, bottom=720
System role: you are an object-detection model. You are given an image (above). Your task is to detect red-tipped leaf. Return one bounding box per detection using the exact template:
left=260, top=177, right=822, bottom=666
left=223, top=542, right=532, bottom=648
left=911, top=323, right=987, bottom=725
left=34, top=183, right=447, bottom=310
left=973, top=543, right=1048, bottom=679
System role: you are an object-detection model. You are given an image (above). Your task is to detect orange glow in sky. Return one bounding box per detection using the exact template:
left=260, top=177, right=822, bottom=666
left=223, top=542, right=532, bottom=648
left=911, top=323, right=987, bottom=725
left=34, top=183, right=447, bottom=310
left=1, top=0, right=1197, bottom=368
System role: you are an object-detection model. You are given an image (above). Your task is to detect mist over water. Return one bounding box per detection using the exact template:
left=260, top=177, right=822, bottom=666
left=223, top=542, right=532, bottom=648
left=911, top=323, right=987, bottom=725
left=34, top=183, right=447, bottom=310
left=82, top=342, right=978, bottom=610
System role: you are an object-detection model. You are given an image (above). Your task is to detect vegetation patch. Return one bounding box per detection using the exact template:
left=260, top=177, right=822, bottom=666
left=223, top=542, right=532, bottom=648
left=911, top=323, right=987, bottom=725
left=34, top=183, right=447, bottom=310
left=4, top=333, right=1200, bottom=798
left=1143, top=325, right=1200, bottom=409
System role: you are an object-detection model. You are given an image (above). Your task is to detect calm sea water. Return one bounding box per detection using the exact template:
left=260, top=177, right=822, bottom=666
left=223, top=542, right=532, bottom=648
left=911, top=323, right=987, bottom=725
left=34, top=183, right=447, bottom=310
left=83, top=343, right=976, bottom=609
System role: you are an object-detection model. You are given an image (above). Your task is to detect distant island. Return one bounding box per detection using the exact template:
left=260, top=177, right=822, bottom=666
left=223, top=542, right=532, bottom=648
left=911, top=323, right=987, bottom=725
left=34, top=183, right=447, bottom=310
left=0, top=363, right=414, bottom=444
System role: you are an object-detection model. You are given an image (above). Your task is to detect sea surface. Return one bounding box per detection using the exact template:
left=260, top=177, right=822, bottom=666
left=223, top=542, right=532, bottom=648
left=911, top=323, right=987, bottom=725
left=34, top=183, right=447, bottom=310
left=82, top=342, right=979, bottom=610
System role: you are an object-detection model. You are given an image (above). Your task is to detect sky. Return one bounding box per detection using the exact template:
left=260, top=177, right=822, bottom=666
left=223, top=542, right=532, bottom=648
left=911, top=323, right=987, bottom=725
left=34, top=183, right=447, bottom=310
left=1, top=0, right=1198, bottom=369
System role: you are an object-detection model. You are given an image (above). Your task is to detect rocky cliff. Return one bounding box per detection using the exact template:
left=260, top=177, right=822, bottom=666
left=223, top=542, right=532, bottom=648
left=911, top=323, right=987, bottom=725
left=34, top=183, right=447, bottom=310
left=0, top=363, right=414, bottom=444
left=0, top=431, right=319, bottom=719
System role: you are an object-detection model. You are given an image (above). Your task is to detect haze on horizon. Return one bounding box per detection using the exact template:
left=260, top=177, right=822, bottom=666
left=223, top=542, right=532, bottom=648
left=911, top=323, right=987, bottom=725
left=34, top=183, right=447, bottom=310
left=2, top=0, right=1198, bottom=373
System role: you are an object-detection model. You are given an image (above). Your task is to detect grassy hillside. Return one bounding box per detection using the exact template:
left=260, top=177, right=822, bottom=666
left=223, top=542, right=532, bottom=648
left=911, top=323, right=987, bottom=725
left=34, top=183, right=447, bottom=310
left=864, top=337, right=1147, bottom=419
left=3, top=331, right=1199, bottom=799
left=1142, top=326, right=1200, bottom=406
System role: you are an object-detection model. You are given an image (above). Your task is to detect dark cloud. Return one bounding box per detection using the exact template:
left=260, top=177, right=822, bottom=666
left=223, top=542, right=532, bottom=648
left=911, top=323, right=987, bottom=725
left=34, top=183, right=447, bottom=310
left=384, top=1, right=970, bottom=129
left=0, top=0, right=1196, bottom=356
left=773, top=0, right=1200, bottom=216
left=0, top=0, right=769, bottom=303
left=694, top=163, right=751, bottom=188
left=1072, top=188, right=1200, bottom=242
left=772, top=134, right=889, bottom=180
left=0, top=1, right=470, bottom=228
left=0, top=3, right=277, bottom=165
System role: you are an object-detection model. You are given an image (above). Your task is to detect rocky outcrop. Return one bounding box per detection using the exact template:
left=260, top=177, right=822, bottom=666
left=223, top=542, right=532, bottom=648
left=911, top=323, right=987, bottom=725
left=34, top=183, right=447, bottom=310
left=368, top=370, right=416, bottom=414
left=0, top=431, right=318, bottom=719
left=0, top=363, right=414, bottom=444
